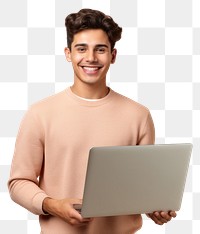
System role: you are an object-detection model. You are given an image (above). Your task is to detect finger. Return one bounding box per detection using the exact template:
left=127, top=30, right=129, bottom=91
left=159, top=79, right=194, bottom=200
left=68, top=207, right=83, bottom=221
left=154, top=212, right=169, bottom=224
left=69, top=218, right=81, bottom=225
left=69, top=218, right=89, bottom=226
left=81, top=218, right=93, bottom=223
left=169, top=211, right=177, bottom=218
left=160, top=212, right=172, bottom=221
left=70, top=208, right=92, bottom=223
left=147, top=213, right=165, bottom=225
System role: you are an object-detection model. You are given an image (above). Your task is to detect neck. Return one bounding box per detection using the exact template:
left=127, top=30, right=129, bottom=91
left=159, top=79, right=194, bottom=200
left=71, top=82, right=109, bottom=99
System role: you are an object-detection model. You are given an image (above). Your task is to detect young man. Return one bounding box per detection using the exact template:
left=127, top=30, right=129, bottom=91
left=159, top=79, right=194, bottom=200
left=8, top=9, right=176, bottom=234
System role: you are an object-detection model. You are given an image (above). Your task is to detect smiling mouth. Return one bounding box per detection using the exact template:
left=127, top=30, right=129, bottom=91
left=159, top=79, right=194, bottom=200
left=81, top=66, right=102, bottom=74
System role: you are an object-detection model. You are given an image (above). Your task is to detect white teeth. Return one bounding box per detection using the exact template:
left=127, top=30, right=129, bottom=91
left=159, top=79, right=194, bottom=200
left=83, top=67, right=99, bottom=71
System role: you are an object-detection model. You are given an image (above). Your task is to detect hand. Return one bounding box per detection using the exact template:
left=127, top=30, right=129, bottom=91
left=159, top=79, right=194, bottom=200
left=42, top=197, right=92, bottom=226
left=146, top=211, right=177, bottom=225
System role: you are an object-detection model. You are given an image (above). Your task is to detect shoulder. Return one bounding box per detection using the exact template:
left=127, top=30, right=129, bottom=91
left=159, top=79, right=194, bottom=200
left=29, top=89, right=67, bottom=113
left=111, top=89, right=150, bottom=116
left=22, top=90, right=68, bottom=123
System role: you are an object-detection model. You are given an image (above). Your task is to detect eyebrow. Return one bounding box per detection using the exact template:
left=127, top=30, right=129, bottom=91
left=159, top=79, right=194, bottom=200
left=74, top=43, right=109, bottom=48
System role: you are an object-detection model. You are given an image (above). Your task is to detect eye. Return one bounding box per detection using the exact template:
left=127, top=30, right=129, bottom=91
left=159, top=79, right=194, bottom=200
left=77, top=47, right=86, bottom=53
left=96, top=47, right=106, bottom=53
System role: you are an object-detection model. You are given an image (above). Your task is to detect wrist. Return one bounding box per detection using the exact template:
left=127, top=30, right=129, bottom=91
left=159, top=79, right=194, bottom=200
left=42, top=197, right=54, bottom=215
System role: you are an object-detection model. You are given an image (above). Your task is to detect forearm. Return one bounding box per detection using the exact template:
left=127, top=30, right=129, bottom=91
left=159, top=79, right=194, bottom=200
left=8, top=178, right=48, bottom=215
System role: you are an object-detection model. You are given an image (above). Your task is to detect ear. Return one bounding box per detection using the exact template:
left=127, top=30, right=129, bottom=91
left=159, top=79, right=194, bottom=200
left=111, top=48, right=117, bottom=64
left=64, top=47, right=71, bottom=62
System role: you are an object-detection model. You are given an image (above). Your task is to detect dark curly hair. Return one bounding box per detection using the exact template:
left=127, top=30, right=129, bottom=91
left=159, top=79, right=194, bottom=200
left=65, top=8, right=122, bottom=51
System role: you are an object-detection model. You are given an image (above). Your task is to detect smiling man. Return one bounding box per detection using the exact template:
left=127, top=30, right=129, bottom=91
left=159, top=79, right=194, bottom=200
left=65, top=28, right=116, bottom=99
left=8, top=8, right=176, bottom=234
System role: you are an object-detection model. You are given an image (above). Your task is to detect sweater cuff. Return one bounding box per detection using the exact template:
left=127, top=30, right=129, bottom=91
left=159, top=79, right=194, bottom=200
left=32, top=192, right=49, bottom=215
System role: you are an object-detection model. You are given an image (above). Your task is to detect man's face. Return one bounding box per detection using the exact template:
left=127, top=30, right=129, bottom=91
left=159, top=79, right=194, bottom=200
left=65, top=29, right=117, bottom=86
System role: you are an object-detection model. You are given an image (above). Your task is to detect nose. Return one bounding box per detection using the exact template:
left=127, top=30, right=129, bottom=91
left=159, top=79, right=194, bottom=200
left=85, top=49, right=97, bottom=62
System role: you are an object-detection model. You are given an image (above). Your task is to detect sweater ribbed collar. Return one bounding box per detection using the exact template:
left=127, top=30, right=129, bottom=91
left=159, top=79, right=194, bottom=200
left=66, top=87, right=114, bottom=106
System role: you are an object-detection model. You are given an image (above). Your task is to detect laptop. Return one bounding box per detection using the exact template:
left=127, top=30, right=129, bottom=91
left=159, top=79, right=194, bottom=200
left=74, top=143, right=193, bottom=218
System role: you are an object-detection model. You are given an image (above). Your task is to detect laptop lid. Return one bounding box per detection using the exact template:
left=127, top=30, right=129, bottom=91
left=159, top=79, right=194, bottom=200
left=80, top=143, right=192, bottom=218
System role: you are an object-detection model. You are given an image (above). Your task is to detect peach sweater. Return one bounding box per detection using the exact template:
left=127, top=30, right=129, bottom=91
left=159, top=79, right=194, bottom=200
left=8, top=88, right=155, bottom=234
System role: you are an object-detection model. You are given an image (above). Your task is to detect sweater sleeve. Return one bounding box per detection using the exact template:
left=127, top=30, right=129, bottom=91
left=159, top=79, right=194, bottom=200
left=8, top=107, right=48, bottom=215
left=137, top=111, right=155, bottom=145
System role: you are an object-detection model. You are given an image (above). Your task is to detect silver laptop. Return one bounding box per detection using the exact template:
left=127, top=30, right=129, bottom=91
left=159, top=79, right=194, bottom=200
left=74, top=143, right=192, bottom=218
